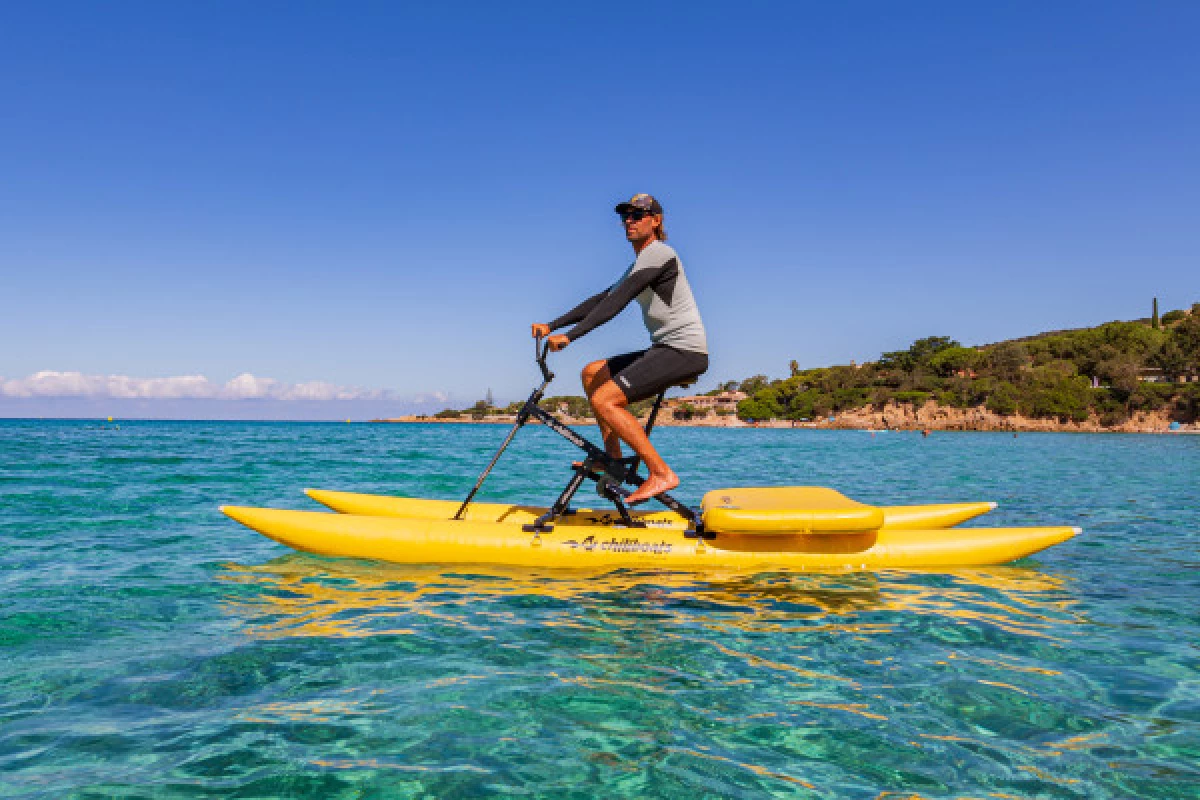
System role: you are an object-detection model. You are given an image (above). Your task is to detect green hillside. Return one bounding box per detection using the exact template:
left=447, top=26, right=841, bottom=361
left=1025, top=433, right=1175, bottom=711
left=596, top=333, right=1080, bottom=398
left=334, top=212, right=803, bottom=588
left=735, top=302, right=1200, bottom=426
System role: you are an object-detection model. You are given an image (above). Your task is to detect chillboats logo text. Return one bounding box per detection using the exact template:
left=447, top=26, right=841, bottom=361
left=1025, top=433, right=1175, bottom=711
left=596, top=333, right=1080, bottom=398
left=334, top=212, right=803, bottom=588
left=562, top=535, right=673, bottom=555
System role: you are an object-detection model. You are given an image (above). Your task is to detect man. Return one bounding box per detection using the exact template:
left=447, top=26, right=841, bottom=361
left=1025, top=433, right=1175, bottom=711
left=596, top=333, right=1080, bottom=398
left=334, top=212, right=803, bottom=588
left=530, top=194, right=708, bottom=504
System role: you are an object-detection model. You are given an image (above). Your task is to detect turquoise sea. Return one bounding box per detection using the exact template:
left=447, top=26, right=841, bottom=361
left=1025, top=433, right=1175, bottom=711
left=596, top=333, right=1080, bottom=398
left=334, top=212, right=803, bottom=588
left=1, top=419, right=1196, bottom=798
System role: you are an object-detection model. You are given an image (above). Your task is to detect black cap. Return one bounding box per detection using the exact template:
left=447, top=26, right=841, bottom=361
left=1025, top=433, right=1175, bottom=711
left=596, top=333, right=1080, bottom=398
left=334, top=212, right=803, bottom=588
left=614, top=193, right=663, bottom=215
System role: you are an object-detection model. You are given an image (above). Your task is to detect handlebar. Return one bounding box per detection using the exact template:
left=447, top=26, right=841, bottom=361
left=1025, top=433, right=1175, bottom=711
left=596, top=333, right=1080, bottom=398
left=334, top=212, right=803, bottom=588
left=535, top=335, right=554, bottom=382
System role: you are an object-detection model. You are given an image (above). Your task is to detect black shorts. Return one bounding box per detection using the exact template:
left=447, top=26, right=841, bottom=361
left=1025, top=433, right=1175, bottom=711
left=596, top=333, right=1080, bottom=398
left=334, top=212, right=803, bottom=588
left=605, top=345, right=709, bottom=403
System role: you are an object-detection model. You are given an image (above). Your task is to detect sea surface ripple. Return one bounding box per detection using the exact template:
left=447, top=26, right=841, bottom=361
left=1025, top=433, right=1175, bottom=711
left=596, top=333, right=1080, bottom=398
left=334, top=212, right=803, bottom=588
left=1, top=420, right=1196, bottom=798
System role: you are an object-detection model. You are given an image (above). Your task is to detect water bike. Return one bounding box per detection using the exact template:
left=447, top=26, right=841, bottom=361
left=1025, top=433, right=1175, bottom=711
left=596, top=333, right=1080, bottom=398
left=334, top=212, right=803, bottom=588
left=222, top=340, right=1080, bottom=570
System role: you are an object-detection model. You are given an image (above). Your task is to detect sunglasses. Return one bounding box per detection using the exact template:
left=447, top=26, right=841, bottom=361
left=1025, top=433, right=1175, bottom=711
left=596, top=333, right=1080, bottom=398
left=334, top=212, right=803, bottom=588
left=619, top=209, right=656, bottom=222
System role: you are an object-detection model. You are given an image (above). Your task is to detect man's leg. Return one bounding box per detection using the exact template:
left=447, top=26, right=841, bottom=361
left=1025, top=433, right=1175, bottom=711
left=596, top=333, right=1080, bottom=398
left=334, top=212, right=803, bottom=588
left=589, top=379, right=679, bottom=504
left=582, top=360, right=622, bottom=458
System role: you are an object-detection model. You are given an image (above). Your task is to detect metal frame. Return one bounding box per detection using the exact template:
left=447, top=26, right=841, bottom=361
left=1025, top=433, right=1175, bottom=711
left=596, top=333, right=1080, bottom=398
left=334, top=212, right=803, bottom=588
left=454, top=338, right=707, bottom=537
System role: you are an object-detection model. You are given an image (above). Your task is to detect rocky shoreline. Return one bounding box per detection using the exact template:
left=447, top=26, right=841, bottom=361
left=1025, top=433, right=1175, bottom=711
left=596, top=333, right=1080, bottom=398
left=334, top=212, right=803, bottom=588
left=374, top=400, right=1196, bottom=434
left=808, top=400, right=1188, bottom=434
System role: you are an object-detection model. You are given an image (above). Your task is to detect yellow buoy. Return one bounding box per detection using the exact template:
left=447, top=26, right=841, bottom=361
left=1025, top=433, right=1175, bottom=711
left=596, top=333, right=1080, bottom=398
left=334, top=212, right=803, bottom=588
left=107, top=416, right=113, bottom=422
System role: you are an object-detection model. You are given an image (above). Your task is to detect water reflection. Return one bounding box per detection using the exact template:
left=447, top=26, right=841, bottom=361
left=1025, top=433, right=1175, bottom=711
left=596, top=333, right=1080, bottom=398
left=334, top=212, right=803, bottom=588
left=220, top=556, right=1083, bottom=643
left=215, top=558, right=1100, bottom=795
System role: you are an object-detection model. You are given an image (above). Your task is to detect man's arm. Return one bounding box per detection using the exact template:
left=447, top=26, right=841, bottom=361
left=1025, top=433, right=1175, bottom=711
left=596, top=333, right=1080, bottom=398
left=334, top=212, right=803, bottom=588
left=560, top=264, right=661, bottom=342
left=547, top=289, right=608, bottom=331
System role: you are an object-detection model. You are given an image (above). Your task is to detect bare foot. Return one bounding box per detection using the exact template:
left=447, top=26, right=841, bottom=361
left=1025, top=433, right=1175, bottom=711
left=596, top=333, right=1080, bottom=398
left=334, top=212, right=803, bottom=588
left=626, top=470, right=679, bottom=504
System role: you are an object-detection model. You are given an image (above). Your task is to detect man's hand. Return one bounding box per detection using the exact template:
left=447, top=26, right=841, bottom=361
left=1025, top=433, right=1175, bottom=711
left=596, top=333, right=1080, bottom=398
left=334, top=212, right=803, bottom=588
left=531, top=323, right=551, bottom=338
left=546, top=334, right=570, bottom=352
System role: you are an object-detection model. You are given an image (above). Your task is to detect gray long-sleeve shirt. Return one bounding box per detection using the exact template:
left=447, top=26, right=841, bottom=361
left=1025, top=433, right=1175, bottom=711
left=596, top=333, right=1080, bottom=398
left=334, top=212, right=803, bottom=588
left=548, top=241, right=707, bottom=354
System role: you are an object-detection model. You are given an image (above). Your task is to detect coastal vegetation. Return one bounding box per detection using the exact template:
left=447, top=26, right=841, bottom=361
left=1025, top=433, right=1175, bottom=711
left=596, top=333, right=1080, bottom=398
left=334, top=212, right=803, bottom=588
left=736, top=302, right=1200, bottom=426
left=427, top=302, right=1199, bottom=428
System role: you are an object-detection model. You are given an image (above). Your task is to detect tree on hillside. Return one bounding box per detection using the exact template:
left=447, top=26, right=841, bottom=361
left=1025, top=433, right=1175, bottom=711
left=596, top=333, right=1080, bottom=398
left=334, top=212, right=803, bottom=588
left=1154, top=339, right=1189, bottom=375
left=1165, top=307, right=1200, bottom=372
left=739, top=375, right=770, bottom=394
left=878, top=347, right=912, bottom=372
left=985, top=382, right=1020, bottom=415
left=1022, top=321, right=1164, bottom=381
left=880, top=336, right=960, bottom=373
left=987, top=342, right=1030, bottom=382
left=737, top=392, right=783, bottom=421
left=1152, top=297, right=1160, bottom=330
left=910, top=336, right=960, bottom=364
left=1028, top=373, right=1093, bottom=423
left=1095, top=357, right=1140, bottom=393
left=928, top=346, right=982, bottom=377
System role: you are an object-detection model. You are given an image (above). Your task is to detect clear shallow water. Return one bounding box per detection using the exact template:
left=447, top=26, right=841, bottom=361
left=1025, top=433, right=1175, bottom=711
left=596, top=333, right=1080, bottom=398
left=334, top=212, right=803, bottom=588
left=1, top=419, right=1196, bottom=798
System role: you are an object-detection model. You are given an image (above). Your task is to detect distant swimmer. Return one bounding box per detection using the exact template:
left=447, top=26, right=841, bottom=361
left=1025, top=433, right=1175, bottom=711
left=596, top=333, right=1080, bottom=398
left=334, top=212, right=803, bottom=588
left=531, top=194, right=708, bottom=504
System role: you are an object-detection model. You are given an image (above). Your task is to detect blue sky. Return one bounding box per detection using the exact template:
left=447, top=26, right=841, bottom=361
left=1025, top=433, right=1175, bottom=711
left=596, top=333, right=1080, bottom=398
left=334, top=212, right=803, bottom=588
left=2, top=1, right=1197, bottom=419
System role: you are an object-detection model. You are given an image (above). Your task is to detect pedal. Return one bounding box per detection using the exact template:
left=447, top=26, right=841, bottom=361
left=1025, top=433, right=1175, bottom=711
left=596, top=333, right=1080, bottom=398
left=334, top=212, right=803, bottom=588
left=595, top=474, right=620, bottom=497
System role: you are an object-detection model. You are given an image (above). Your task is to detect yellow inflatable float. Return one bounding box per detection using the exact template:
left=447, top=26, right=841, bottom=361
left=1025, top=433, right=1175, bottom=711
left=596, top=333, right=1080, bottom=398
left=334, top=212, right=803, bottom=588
left=222, top=486, right=1078, bottom=571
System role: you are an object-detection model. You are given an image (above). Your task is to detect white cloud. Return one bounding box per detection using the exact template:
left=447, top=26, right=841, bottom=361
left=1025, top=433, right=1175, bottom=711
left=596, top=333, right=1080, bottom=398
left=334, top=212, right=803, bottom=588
left=115, top=374, right=214, bottom=399
left=280, top=380, right=354, bottom=402
left=223, top=372, right=277, bottom=399
left=0, top=370, right=416, bottom=402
